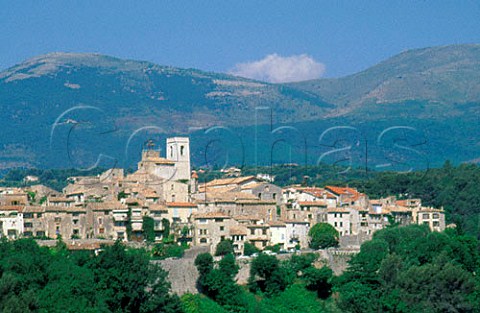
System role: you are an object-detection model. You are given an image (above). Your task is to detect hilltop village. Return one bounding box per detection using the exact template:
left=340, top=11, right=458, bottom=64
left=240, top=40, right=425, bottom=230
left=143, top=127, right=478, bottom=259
left=0, top=137, right=446, bottom=254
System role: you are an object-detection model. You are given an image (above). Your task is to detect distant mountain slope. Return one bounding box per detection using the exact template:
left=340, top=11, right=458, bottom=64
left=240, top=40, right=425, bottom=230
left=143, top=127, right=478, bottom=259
left=0, top=52, right=330, bottom=168
left=1, top=45, right=480, bottom=169
left=290, top=44, right=480, bottom=111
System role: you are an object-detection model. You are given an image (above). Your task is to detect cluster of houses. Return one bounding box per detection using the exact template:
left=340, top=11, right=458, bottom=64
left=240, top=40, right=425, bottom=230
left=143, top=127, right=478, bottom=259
left=0, top=137, right=446, bottom=254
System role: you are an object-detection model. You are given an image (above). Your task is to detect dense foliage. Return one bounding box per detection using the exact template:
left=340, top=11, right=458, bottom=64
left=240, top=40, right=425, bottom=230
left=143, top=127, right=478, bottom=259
left=335, top=225, right=480, bottom=312
left=215, top=239, right=234, bottom=256
left=308, top=223, right=339, bottom=249
left=0, top=239, right=182, bottom=313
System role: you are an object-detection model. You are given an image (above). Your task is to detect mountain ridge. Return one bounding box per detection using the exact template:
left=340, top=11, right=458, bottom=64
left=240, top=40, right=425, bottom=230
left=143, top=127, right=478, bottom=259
left=1, top=44, right=480, bottom=169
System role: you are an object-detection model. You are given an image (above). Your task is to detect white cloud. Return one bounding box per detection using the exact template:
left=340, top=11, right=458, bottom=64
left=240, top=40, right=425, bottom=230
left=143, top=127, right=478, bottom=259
left=229, top=53, right=325, bottom=83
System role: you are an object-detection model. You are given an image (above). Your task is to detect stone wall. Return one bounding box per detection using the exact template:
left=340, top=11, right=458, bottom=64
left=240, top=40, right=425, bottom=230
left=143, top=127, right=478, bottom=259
left=158, top=248, right=357, bottom=295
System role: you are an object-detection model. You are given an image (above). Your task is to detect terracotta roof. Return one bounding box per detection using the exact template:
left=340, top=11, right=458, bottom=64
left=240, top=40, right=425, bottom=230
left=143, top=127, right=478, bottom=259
left=298, top=201, right=327, bottom=207
left=325, top=186, right=360, bottom=196
left=327, top=208, right=350, bottom=213
left=202, top=176, right=257, bottom=187
left=234, top=215, right=261, bottom=221
left=0, top=205, right=24, bottom=212
left=230, top=226, right=248, bottom=235
left=388, top=205, right=412, bottom=213
left=268, top=221, right=286, bottom=227
left=193, top=212, right=231, bottom=219
left=149, top=204, right=168, bottom=212
left=167, top=202, right=197, bottom=208
left=88, top=201, right=126, bottom=211
left=48, top=197, right=74, bottom=202
left=23, top=206, right=45, bottom=213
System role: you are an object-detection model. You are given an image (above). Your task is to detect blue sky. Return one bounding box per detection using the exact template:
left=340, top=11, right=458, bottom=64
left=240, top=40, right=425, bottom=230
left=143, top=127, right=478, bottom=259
left=1, top=1, right=480, bottom=79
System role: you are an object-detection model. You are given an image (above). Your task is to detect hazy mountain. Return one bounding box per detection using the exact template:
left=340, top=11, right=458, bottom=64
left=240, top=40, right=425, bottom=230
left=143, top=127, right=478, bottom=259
left=290, top=44, right=480, bottom=112
left=1, top=45, right=480, bottom=169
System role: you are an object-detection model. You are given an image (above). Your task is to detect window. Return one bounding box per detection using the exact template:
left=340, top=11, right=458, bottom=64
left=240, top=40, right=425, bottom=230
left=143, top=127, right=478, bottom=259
left=24, top=213, right=33, bottom=219
left=54, top=217, right=61, bottom=223
left=433, top=221, right=440, bottom=227
left=340, top=222, right=343, bottom=227
left=221, top=236, right=225, bottom=241
left=250, top=229, right=255, bottom=235
left=73, top=229, right=79, bottom=235
left=73, top=219, right=78, bottom=225
left=199, top=229, right=207, bottom=235
left=273, top=193, right=277, bottom=199
left=171, top=195, right=175, bottom=202
left=180, top=145, right=184, bottom=156
left=24, top=231, right=33, bottom=237
left=72, top=212, right=79, bottom=217
left=24, top=222, right=33, bottom=228
left=220, top=226, right=224, bottom=231
left=98, top=218, right=103, bottom=225
left=334, top=213, right=337, bottom=218
left=200, top=238, right=207, bottom=243
left=215, top=218, right=223, bottom=222
left=55, top=226, right=60, bottom=234
left=433, top=213, right=439, bottom=219
left=36, top=231, right=45, bottom=237
left=37, top=213, right=42, bottom=218
left=334, top=222, right=338, bottom=227
left=199, top=218, right=207, bottom=224
left=99, top=228, right=105, bottom=234
left=262, top=228, right=267, bottom=235
left=422, top=213, right=429, bottom=219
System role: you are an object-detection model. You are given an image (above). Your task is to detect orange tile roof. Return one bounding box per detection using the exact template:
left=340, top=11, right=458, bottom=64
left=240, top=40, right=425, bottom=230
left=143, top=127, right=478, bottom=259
left=202, top=176, right=257, bottom=187
left=325, top=186, right=360, bottom=196
left=193, top=212, right=231, bottom=219
left=0, top=205, right=24, bottom=212
left=230, top=226, right=248, bottom=235
left=167, top=202, right=197, bottom=208
left=298, top=201, right=327, bottom=207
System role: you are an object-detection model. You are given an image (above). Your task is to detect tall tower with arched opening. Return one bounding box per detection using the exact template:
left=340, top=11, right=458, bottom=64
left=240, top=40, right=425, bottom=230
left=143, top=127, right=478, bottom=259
left=166, top=137, right=190, bottom=181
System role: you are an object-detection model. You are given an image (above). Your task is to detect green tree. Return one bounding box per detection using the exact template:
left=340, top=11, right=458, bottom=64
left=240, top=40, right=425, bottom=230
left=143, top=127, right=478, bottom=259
left=194, top=253, right=214, bottom=293
left=308, top=223, right=339, bottom=249
left=302, top=266, right=333, bottom=299
left=89, top=241, right=181, bottom=313
left=215, top=239, right=234, bottom=256
left=249, top=253, right=288, bottom=296
left=142, top=216, right=156, bottom=243
left=243, top=242, right=259, bottom=256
